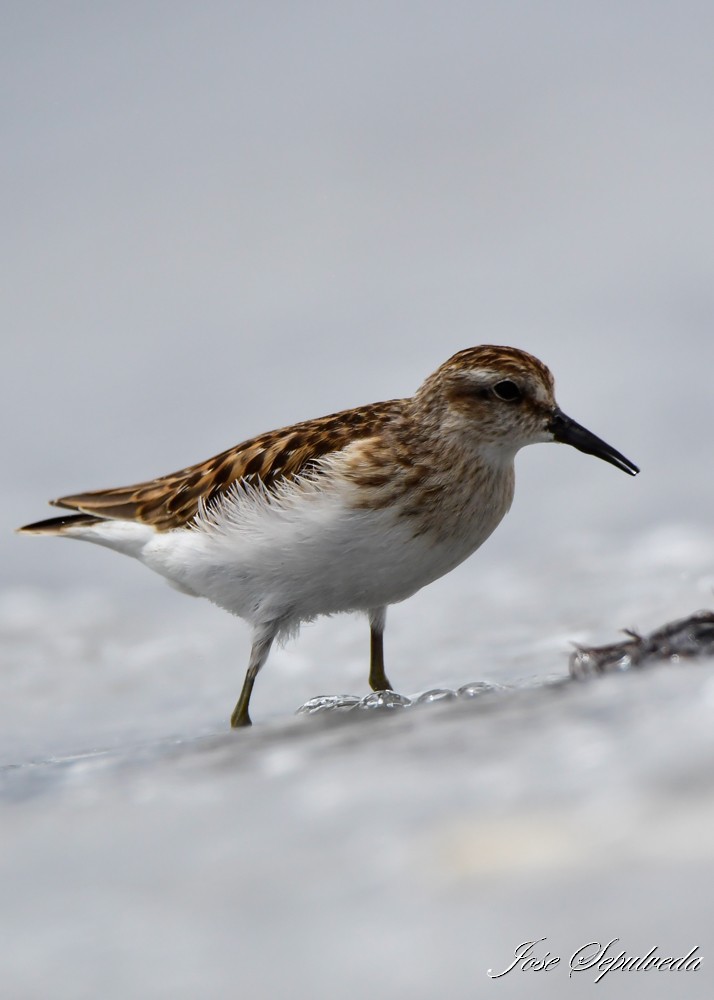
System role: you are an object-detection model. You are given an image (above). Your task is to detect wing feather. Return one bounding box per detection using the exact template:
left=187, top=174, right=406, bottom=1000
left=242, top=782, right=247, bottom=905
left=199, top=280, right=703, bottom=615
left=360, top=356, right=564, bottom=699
left=51, top=400, right=404, bottom=531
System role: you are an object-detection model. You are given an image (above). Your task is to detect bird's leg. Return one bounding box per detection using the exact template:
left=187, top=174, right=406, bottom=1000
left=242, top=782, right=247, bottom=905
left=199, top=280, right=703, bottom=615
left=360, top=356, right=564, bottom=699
left=368, top=607, right=392, bottom=691
left=231, top=630, right=275, bottom=728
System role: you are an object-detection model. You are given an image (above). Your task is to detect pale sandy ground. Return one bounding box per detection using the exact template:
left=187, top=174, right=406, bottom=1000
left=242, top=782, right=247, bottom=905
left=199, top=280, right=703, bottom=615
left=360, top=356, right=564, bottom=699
left=2, top=532, right=714, bottom=999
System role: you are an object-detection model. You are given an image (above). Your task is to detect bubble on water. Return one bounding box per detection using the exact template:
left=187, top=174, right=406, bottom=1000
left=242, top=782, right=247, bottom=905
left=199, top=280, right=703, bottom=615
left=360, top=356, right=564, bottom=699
left=569, top=650, right=594, bottom=676
left=359, top=691, right=412, bottom=711
left=296, top=695, right=362, bottom=716
left=456, top=681, right=503, bottom=699
left=416, top=688, right=456, bottom=704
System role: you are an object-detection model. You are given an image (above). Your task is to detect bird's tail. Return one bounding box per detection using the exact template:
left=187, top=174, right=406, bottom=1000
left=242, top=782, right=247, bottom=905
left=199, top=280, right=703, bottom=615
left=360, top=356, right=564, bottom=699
left=17, top=514, right=105, bottom=536
left=17, top=512, right=155, bottom=560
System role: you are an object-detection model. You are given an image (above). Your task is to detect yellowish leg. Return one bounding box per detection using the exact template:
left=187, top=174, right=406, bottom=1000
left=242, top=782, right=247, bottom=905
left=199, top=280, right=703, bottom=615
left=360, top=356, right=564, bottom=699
left=231, top=632, right=274, bottom=728
left=368, top=607, right=392, bottom=691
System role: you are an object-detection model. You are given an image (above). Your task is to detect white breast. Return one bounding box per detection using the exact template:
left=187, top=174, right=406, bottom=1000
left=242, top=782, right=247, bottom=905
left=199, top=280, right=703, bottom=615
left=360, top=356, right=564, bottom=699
left=143, top=467, right=513, bottom=635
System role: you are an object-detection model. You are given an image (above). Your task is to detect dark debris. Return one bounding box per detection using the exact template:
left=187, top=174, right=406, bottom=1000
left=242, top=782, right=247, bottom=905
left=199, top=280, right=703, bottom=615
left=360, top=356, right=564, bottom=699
left=570, top=610, right=714, bottom=677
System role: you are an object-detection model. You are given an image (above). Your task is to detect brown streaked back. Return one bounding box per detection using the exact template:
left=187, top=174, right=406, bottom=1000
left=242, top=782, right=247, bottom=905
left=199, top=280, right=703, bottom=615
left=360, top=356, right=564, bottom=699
left=50, top=400, right=405, bottom=531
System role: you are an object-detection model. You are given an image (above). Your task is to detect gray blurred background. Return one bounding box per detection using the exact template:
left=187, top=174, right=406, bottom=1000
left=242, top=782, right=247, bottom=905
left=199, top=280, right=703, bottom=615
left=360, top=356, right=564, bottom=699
left=4, top=0, right=713, bottom=584
left=2, top=3, right=714, bottom=998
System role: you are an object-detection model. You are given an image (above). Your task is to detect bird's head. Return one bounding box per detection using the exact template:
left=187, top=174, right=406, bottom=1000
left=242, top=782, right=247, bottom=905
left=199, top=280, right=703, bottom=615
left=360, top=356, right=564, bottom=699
left=417, top=345, right=639, bottom=475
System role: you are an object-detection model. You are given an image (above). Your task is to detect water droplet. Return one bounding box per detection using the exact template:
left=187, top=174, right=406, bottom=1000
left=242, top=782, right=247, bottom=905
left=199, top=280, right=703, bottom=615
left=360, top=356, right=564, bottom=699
left=456, top=681, right=501, bottom=699
left=569, top=650, right=596, bottom=676
left=416, top=688, right=456, bottom=704
left=359, top=691, right=412, bottom=711
left=296, top=694, right=361, bottom=716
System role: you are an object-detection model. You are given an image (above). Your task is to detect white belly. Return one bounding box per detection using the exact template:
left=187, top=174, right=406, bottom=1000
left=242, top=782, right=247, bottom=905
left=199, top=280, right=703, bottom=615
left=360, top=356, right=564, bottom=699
left=143, top=474, right=509, bottom=632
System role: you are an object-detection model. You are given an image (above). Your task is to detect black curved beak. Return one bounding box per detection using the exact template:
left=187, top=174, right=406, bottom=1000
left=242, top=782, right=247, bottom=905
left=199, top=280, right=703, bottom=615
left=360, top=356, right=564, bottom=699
left=549, top=408, right=639, bottom=476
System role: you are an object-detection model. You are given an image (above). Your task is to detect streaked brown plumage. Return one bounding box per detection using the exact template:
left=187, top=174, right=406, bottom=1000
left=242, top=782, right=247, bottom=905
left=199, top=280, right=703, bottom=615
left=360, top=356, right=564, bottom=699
left=19, top=345, right=639, bottom=728
left=49, top=399, right=404, bottom=532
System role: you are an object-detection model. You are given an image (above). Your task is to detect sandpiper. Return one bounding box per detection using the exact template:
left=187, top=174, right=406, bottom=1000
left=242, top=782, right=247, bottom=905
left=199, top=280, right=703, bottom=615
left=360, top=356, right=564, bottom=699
left=20, top=346, right=639, bottom=726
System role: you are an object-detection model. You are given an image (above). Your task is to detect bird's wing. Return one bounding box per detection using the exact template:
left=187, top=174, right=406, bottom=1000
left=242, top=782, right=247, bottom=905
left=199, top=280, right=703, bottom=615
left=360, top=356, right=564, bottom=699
left=50, top=400, right=404, bottom=531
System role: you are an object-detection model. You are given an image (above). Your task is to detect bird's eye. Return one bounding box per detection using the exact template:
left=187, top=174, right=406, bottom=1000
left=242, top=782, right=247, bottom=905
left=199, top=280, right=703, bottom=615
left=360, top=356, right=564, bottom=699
left=492, top=379, right=522, bottom=402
